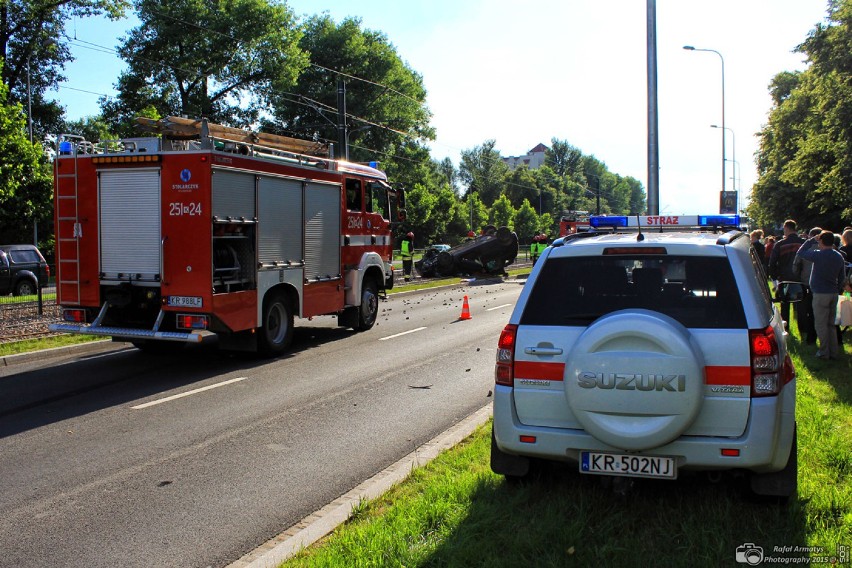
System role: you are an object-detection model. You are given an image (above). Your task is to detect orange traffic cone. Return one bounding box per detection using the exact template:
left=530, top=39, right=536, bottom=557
left=459, top=295, right=472, bottom=320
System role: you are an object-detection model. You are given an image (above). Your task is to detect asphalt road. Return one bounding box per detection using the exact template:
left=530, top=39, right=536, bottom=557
left=0, top=279, right=523, bottom=568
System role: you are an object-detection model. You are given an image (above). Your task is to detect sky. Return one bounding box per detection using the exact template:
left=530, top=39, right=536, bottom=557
left=52, top=0, right=832, bottom=216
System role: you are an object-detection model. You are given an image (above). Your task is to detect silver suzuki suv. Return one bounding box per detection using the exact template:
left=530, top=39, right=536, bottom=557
left=491, top=215, right=798, bottom=498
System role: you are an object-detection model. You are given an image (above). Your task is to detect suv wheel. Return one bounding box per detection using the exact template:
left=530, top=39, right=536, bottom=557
left=14, top=279, right=37, bottom=296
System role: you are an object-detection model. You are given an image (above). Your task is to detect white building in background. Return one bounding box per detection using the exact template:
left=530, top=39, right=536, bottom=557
left=502, top=143, right=548, bottom=170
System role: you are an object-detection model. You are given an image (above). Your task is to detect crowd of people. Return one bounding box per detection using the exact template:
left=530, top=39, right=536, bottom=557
left=755, top=220, right=852, bottom=361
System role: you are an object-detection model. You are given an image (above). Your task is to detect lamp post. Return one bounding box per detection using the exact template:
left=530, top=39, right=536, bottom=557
left=711, top=124, right=736, bottom=212
left=684, top=45, right=726, bottom=208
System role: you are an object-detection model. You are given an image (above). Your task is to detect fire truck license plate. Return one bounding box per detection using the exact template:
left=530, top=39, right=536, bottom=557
left=580, top=452, right=676, bottom=479
left=168, top=296, right=203, bottom=308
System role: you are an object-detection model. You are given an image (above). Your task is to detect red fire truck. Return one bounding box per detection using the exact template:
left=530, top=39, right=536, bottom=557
left=558, top=210, right=590, bottom=237
left=50, top=116, right=405, bottom=355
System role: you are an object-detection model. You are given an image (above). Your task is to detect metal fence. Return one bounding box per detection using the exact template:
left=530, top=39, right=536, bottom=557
left=0, top=264, right=61, bottom=343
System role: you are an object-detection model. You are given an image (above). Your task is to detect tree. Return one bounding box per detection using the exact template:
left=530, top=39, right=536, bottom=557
left=0, top=72, right=52, bottom=246
left=751, top=0, right=852, bottom=229
left=63, top=115, right=116, bottom=143
left=489, top=194, right=516, bottom=228
left=1, top=0, right=128, bottom=139
left=545, top=138, right=584, bottom=178
left=268, top=14, right=433, bottom=168
left=513, top=199, right=539, bottom=242
left=458, top=140, right=508, bottom=206
left=504, top=165, right=538, bottom=210
left=102, top=0, right=308, bottom=133
left=437, top=157, right=457, bottom=194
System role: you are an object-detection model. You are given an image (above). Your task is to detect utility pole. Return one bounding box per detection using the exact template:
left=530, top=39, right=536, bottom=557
left=646, top=0, right=659, bottom=215
left=337, top=79, right=348, bottom=161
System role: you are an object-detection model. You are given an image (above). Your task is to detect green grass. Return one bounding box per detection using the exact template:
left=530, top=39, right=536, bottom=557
left=0, top=290, right=56, bottom=303
left=282, top=327, right=852, bottom=567
left=0, top=334, right=104, bottom=357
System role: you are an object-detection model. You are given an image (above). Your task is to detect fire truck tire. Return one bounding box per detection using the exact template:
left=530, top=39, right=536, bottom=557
left=356, top=278, right=379, bottom=331
left=259, top=292, right=294, bottom=356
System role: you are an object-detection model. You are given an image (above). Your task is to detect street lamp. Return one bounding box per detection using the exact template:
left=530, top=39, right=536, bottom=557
left=684, top=45, right=726, bottom=204
left=711, top=124, right=736, bottom=212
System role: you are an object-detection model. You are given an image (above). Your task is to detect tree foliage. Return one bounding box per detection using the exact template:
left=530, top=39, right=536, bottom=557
left=750, top=0, right=852, bottom=230
left=0, top=70, right=52, bottom=246
left=1, top=0, right=128, bottom=139
left=267, top=14, right=432, bottom=167
left=102, top=0, right=307, bottom=134
left=458, top=140, right=508, bottom=206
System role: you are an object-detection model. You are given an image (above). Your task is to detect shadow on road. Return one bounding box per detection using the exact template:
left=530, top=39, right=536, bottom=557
left=0, top=324, right=357, bottom=438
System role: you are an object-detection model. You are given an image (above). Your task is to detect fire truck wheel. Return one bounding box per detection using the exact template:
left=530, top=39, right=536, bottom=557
left=259, top=293, right=294, bottom=356
left=357, top=279, right=379, bottom=331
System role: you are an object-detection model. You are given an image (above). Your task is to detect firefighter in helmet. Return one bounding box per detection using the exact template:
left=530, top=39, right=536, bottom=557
left=401, top=231, right=415, bottom=282
left=530, top=234, right=541, bottom=264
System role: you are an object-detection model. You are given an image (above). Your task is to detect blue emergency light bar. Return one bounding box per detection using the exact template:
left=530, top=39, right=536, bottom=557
left=589, top=214, right=740, bottom=229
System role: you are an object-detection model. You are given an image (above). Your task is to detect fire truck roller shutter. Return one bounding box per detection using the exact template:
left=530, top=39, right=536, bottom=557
left=99, top=169, right=161, bottom=281
left=212, top=169, right=256, bottom=220
left=258, top=176, right=303, bottom=265
left=304, top=182, right=341, bottom=281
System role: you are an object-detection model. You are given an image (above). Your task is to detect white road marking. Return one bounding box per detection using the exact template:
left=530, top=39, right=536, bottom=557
left=486, top=303, right=513, bottom=312
left=378, top=327, right=427, bottom=341
left=131, top=377, right=248, bottom=409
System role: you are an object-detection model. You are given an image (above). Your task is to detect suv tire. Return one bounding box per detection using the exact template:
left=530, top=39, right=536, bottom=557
left=14, top=278, right=37, bottom=296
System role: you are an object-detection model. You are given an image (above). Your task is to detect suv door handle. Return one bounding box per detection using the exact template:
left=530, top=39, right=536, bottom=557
left=524, top=346, right=563, bottom=356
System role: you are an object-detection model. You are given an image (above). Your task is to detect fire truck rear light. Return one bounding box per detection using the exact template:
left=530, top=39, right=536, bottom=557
left=63, top=309, right=86, bottom=323
left=519, top=435, right=537, bottom=444
left=177, top=314, right=209, bottom=330
left=721, top=449, right=740, bottom=457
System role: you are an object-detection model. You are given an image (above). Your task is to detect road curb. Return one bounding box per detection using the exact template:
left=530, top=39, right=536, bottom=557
left=0, top=340, right=130, bottom=367
left=227, top=404, right=493, bottom=568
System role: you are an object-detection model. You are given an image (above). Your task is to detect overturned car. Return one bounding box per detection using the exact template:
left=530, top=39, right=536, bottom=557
left=416, top=226, right=519, bottom=277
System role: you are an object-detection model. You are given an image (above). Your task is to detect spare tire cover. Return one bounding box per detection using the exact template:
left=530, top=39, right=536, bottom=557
left=564, top=309, right=705, bottom=451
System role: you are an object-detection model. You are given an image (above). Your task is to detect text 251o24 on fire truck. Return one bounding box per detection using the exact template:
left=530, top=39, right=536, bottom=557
left=50, top=116, right=406, bottom=356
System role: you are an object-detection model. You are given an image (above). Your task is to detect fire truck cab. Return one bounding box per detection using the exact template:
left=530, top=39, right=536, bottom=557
left=50, top=116, right=404, bottom=356
left=558, top=210, right=590, bottom=237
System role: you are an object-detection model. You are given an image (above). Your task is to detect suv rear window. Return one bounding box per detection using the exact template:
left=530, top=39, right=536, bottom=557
left=9, top=249, right=42, bottom=263
left=521, top=255, right=746, bottom=329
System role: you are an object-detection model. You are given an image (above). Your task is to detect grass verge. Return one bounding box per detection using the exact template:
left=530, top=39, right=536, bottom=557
left=0, top=334, right=104, bottom=357
left=282, top=329, right=851, bottom=567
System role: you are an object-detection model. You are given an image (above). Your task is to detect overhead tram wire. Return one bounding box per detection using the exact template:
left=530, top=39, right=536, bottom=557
left=61, top=20, right=550, bottom=201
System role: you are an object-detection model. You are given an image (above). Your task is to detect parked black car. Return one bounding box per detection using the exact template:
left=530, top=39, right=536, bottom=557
left=0, top=244, right=50, bottom=296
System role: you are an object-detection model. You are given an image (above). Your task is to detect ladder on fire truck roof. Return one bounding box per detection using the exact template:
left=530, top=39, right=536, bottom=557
left=135, top=116, right=330, bottom=157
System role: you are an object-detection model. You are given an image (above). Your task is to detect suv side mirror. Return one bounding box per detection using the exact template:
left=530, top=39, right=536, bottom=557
left=774, top=281, right=804, bottom=303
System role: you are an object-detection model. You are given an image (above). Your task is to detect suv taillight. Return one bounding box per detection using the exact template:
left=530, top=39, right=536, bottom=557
left=750, top=326, right=788, bottom=396
left=495, top=324, right=517, bottom=387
